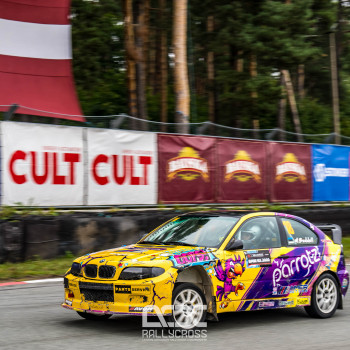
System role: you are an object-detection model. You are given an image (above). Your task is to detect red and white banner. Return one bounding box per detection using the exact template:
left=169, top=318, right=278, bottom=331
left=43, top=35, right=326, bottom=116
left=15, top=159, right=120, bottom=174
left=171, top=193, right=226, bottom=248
left=87, top=129, right=157, bottom=205
left=1, top=121, right=84, bottom=205
left=0, top=0, right=84, bottom=121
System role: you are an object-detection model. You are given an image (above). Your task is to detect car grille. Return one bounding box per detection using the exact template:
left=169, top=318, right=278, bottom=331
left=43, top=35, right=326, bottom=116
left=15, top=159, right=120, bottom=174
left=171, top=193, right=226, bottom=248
left=99, top=265, right=116, bottom=279
left=79, top=282, right=114, bottom=302
left=84, top=264, right=97, bottom=278
left=84, top=264, right=116, bottom=279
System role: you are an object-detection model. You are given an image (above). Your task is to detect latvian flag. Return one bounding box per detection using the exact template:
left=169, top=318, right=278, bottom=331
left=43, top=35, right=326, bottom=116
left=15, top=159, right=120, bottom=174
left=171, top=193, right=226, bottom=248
left=0, top=0, right=84, bottom=121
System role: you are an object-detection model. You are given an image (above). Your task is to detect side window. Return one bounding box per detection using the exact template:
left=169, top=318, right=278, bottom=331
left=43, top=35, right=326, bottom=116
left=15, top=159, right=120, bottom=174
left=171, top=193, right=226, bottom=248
left=235, top=217, right=281, bottom=250
left=281, top=218, right=318, bottom=246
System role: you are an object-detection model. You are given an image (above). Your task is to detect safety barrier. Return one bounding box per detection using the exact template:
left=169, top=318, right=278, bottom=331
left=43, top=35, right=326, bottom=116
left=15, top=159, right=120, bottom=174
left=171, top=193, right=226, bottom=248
left=1, top=121, right=349, bottom=205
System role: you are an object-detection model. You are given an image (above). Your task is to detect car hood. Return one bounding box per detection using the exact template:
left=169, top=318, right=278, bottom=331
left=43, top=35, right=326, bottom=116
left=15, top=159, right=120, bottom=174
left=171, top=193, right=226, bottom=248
left=76, top=244, right=218, bottom=270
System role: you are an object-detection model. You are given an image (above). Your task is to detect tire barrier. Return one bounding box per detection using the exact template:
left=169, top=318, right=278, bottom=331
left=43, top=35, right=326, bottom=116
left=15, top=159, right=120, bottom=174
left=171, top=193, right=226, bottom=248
left=0, top=208, right=349, bottom=263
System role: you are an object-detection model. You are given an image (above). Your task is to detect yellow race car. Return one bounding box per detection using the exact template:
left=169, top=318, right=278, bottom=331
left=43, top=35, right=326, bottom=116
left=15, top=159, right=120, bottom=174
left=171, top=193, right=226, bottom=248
left=62, top=212, right=349, bottom=329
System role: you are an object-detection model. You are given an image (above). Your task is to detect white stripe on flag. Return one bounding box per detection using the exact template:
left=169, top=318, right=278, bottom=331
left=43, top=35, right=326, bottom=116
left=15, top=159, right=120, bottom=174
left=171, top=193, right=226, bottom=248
left=0, top=18, right=71, bottom=60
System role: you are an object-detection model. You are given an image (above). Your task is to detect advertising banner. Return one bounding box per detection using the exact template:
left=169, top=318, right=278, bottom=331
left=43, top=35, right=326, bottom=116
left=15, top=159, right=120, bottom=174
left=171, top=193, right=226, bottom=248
left=268, top=142, right=312, bottom=202
left=312, top=145, right=350, bottom=201
left=158, top=134, right=216, bottom=203
left=87, top=129, right=157, bottom=205
left=217, top=139, right=267, bottom=202
left=1, top=121, right=84, bottom=205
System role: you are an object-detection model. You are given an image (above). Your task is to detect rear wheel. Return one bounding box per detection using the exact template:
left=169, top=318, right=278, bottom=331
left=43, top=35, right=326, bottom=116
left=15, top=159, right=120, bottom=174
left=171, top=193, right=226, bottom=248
left=77, top=311, right=112, bottom=321
left=169, top=283, right=207, bottom=329
left=305, top=273, right=339, bottom=318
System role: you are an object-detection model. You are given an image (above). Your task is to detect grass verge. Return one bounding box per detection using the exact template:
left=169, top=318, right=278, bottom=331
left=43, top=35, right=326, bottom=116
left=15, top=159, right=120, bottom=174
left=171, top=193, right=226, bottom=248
left=1, top=240, right=350, bottom=282
left=0, top=252, right=75, bottom=281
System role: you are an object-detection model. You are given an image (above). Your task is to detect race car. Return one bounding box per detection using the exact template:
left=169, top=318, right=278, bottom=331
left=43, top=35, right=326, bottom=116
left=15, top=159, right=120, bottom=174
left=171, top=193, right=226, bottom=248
left=62, top=212, right=349, bottom=329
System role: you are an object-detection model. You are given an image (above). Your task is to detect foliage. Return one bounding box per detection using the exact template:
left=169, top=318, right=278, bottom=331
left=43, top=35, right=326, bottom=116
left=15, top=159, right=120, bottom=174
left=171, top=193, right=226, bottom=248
left=69, top=0, right=350, bottom=138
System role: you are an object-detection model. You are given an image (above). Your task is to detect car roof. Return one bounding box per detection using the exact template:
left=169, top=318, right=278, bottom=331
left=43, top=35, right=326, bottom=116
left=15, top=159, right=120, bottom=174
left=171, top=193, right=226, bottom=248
left=179, top=211, right=250, bottom=218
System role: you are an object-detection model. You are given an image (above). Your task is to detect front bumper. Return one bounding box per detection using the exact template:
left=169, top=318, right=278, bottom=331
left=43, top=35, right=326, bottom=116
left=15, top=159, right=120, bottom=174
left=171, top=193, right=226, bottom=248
left=62, top=273, right=174, bottom=316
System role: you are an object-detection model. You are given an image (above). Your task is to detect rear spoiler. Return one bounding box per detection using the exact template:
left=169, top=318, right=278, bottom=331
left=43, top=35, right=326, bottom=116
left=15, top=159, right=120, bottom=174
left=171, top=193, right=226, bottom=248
left=315, top=224, right=342, bottom=244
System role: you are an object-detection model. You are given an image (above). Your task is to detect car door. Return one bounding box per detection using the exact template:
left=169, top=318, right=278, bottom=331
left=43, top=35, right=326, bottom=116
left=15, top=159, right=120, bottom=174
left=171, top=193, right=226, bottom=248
left=218, top=216, right=285, bottom=310
left=274, top=216, right=322, bottom=303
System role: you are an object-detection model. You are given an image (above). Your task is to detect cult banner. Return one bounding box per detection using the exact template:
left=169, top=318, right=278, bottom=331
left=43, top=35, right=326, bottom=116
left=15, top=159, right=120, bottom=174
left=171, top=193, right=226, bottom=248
left=1, top=121, right=84, bottom=205
left=217, top=139, right=267, bottom=202
left=268, top=142, right=312, bottom=202
left=312, top=144, right=350, bottom=201
left=87, top=129, right=157, bottom=205
left=158, top=134, right=216, bottom=203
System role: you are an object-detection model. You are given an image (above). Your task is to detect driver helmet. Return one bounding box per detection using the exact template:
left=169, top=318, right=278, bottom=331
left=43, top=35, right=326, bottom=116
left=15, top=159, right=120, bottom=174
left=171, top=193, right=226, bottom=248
left=241, top=224, right=261, bottom=241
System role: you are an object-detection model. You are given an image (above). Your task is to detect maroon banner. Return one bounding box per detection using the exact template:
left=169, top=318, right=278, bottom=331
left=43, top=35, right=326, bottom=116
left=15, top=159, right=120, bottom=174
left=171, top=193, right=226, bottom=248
left=158, top=134, right=216, bottom=203
left=268, top=142, right=312, bottom=202
left=217, top=139, right=267, bottom=202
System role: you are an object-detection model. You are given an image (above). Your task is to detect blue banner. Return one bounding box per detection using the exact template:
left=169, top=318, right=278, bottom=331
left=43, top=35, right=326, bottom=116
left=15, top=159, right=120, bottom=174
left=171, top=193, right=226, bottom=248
left=312, top=145, right=350, bottom=201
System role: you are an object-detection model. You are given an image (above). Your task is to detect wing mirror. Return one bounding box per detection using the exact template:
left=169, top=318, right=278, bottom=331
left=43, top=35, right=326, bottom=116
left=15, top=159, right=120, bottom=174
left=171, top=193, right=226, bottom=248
left=226, top=239, right=244, bottom=251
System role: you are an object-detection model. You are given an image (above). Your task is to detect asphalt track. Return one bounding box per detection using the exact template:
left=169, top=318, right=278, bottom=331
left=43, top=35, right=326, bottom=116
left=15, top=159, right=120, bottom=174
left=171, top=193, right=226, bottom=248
left=0, top=281, right=349, bottom=350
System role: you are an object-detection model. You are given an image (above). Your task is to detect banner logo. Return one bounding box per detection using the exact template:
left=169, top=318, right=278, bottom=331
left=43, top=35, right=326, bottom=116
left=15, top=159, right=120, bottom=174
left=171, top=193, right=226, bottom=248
left=313, top=163, right=349, bottom=182
left=224, top=150, right=261, bottom=183
left=275, top=153, right=306, bottom=183
left=167, top=147, right=209, bottom=182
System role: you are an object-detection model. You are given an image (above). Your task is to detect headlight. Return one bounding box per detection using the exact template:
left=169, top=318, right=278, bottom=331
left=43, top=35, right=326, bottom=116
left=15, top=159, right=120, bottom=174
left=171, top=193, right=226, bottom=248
left=119, top=267, right=165, bottom=280
left=71, top=262, right=82, bottom=276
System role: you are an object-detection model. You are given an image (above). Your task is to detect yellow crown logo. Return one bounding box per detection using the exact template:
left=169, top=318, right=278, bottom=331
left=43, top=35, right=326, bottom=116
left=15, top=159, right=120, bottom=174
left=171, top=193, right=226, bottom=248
left=275, top=153, right=306, bottom=183
left=224, top=150, right=261, bottom=183
left=167, top=147, right=209, bottom=182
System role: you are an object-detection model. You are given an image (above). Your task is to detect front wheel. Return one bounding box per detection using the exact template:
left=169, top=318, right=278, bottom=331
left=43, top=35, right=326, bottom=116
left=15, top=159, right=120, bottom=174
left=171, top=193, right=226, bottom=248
left=305, top=273, right=339, bottom=318
left=77, top=311, right=112, bottom=321
left=169, top=283, right=207, bottom=329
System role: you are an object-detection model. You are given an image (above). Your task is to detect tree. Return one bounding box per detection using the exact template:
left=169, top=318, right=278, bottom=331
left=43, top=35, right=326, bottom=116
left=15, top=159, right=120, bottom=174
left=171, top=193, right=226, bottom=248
left=173, top=0, right=190, bottom=133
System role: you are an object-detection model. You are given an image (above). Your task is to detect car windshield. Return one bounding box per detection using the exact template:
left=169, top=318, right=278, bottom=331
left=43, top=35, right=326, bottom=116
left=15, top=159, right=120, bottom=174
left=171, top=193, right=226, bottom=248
left=140, top=216, right=239, bottom=248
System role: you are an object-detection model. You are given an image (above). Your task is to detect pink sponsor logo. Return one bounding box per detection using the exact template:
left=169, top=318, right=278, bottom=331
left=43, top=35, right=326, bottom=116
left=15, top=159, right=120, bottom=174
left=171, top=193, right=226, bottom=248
left=173, top=250, right=212, bottom=265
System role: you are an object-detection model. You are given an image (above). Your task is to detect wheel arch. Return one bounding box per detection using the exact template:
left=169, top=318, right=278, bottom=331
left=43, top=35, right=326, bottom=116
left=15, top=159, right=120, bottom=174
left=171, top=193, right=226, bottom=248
left=316, top=270, right=343, bottom=309
left=175, top=265, right=218, bottom=321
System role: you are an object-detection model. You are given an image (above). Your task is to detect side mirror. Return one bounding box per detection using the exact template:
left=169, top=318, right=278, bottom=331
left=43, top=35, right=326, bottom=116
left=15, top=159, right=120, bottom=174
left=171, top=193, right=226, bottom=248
left=226, top=239, right=244, bottom=251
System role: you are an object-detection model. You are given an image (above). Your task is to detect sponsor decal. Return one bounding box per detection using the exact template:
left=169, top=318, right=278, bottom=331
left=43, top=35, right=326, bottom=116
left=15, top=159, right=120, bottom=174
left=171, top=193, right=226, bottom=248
left=293, top=237, right=315, bottom=244
left=272, top=285, right=308, bottom=296
left=272, top=247, right=321, bottom=287
left=259, top=301, right=275, bottom=308
left=313, top=163, right=349, bottom=182
left=296, top=297, right=310, bottom=305
left=342, top=278, right=348, bottom=289
left=275, top=153, right=307, bottom=183
left=244, top=250, right=271, bottom=266
left=224, top=150, right=261, bottom=183
left=115, top=285, right=132, bottom=293
left=170, top=249, right=216, bottom=267
left=279, top=300, right=294, bottom=307
left=65, top=299, right=72, bottom=306
left=129, top=306, right=154, bottom=312
left=166, top=147, right=209, bottom=182
left=131, top=286, right=151, bottom=294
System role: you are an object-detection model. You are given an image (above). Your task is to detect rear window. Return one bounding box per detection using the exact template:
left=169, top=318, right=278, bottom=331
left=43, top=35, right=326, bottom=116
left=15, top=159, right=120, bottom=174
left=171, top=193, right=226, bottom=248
left=281, top=218, right=318, bottom=246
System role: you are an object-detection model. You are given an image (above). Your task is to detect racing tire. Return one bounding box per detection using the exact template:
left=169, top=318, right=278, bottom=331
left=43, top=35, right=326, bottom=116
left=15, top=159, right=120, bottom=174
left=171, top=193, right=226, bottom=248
left=169, top=283, right=207, bottom=329
left=76, top=311, right=112, bottom=321
left=305, top=273, right=340, bottom=318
